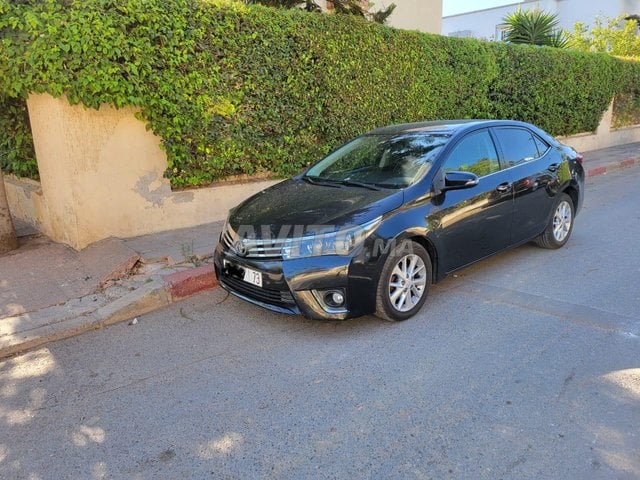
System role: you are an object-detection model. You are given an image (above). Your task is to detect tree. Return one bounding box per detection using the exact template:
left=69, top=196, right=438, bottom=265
left=503, top=8, right=568, bottom=47
left=0, top=169, right=18, bottom=255
left=244, top=0, right=396, bottom=24
left=566, top=15, right=640, bottom=57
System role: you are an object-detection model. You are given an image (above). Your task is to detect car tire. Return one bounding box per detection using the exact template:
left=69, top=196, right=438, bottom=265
left=375, top=240, right=432, bottom=322
left=535, top=193, right=575, bottom=249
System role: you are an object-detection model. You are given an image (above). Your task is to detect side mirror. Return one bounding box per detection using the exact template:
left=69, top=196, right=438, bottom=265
left=443, top=171, right=479, bottom=191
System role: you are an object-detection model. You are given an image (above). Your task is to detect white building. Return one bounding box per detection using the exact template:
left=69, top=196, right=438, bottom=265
left=442, top=0, right=640, bottom=41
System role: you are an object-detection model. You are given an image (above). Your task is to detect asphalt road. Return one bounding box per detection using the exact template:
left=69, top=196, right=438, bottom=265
left=1, top=168, right=639, bottom=480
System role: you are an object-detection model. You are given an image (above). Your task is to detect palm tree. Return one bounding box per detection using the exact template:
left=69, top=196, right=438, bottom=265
left=0, top=169, right=18, bottom=254
left=503, top=8, right=568, bottom=47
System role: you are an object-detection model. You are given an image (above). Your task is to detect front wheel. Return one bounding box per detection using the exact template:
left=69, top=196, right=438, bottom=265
left=536, top=193, right=575, bottom=249
left=375, top=240, right=432, bottom=322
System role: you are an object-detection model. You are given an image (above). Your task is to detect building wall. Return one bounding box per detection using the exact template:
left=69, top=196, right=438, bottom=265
left=318, top=0, right=442, bottom=33
left=373, top=0, right=442, bottom=34
left=443, top=0, right=636, bottom=40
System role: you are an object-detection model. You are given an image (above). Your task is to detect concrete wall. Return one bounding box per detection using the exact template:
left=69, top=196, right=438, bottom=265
left=3, top=94, right=638, bottom=250
left=3, top=175, right=48, bottom=234
left=14, top=94, right=277, bottom=249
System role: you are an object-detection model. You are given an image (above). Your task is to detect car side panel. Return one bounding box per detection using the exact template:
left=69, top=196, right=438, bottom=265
left=509, top=148, right=564, bottom=243
left=427, top=169, right=514, bottom=273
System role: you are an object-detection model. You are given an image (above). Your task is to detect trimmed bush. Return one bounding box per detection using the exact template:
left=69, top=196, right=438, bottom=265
left=612, top=58, right=640, bottom=128
left=489, top=42, right=620, bottom=134
left=0, top=97, right=36, bottom=178
left=1, top=0, right=639, bottom=187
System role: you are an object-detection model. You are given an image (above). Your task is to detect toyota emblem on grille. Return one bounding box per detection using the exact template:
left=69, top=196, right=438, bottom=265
left=233, top=239, right=248, bottom=257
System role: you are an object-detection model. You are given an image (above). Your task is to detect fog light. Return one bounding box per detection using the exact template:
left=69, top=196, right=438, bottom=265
left=312, top=288, right=347, bottom=314
left=331, top=292, right=344, bottom=305
left=323, top=289, right=345, bottom=308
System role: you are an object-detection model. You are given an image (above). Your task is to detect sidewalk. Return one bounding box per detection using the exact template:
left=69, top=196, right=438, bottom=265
left=0, top=222, right=223, bottom=358
left=581, top=142, right=640, bottom=177
left=1, top=141, right=639, bottom=358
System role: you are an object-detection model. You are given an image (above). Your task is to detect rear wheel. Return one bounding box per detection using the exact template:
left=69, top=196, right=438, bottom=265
left=536, top=193, right=574, bottom=249
left=375, top=240, right=432, bottom=322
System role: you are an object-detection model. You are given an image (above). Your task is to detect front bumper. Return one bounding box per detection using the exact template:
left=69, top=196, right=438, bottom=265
left=213, top=242, right=375, bottom=320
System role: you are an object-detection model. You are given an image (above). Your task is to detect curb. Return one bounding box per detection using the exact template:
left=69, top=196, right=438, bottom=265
left=165, top=264, right=218, bottom=301
left=586, top=157, right=638, bottom=178
left=0, top=266, right=219, bottom=359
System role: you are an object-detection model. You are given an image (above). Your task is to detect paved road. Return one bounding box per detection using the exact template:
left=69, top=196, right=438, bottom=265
left=1, top=168, right=639, bottom=479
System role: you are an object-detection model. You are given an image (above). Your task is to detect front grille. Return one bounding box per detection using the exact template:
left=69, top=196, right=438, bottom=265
left=220, top=275, right=296, bottom=308
left=222, top=226, right=285, bottom=260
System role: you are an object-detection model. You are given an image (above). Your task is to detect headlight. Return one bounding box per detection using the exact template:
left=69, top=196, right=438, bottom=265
left=282, top=216, right=382, bottom=259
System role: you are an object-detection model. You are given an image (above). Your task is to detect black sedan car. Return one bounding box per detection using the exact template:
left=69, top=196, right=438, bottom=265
left=214, top=120, right=584, bottom=321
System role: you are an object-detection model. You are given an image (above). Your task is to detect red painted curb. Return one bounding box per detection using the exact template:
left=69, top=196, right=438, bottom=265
left=586, top=166, right=607, bottom=177
left=164, top=264, right=218, bottom=301
left=620, top=158, right=636, bottom=168
left=586, top=157, right=639, bottom=178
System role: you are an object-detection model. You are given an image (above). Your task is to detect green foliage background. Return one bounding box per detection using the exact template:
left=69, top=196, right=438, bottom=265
left=1, top=0, right=639, bottom=187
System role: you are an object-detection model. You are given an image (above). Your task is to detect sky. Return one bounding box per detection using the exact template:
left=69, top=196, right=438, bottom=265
left=442, top=0, right=522, bottom=17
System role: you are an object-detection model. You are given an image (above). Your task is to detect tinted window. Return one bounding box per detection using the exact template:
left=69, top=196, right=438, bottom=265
left=443, top=130, right=500, bottom=177
left=533, top=134, right=549, bottom=156
left=494, top=128, right=540, bottom=167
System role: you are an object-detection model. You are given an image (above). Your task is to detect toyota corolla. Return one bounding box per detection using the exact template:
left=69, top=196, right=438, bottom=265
left=214, top=120, right=584, bottom=321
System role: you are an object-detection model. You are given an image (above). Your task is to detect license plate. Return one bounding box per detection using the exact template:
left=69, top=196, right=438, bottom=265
left=242, top=267, right=263, bottom=287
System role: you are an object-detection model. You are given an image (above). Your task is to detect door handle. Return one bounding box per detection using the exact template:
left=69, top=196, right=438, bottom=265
left=548, top=163, right=559, bottom=172
left=496, top=182, right=511, bottom=193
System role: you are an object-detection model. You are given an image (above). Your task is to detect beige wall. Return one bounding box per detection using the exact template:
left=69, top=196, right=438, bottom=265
left=4, top=94, right=638, bottom=250
left=3, top=175, right=48, bottom=234
left=317, top=0, right=442, bottom=34
left=373, top=0, right=442, bottom=34
left=19, top=94, right=277, bottom=249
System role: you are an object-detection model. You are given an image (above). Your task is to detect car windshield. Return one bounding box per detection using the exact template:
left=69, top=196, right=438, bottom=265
left=305, top=132, right=450, bottom=188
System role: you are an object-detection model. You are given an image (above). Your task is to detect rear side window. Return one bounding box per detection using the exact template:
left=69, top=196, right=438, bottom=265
left=442, top=129, right=500, bottom=177
left=494, top=128, right=540, bottom=167
left=533, top=134, right=549, bottom=156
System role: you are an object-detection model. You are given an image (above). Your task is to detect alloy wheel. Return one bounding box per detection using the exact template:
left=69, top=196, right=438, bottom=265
left=388, top=254, right=427, bottom=312
left=552, top=200, right=572, bottom=243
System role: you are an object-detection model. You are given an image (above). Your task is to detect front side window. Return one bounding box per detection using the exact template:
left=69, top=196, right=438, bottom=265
left=443, top=130, right=500, bottom=177
left=494, top=128, right=540, bottom=167
left=305, top=133, right=450, bottom=188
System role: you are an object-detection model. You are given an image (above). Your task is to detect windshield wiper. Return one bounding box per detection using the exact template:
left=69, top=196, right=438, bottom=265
left=303, top=176, right=383, bottom=191
left=337, top=179, right=383, bottom=191
left=302, top=176, right=342, bottom=188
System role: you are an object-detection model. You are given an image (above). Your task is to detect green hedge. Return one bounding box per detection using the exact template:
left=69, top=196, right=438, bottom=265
left=612, top=59, right=640, bottom=128
left=1, top=0, right=639, bottom=187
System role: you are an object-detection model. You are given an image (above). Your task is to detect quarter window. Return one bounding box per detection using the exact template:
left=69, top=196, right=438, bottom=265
left=533, top=134, right=550, bottom=156
left=443, top=130, right=500, bottom=178
left=494, top=128, right=540, bottom=167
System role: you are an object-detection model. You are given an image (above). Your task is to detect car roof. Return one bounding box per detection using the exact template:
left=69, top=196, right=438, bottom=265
left=365, top=119, right=531, bottom=136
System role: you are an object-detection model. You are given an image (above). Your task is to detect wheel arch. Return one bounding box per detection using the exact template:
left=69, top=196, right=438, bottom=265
left=562, top=183, right=579, bottom=212
left=392, top=233, right=439, bottom=284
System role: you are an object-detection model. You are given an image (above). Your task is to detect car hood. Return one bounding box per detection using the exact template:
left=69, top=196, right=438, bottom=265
left=229, top=178, right=404, bottom=237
